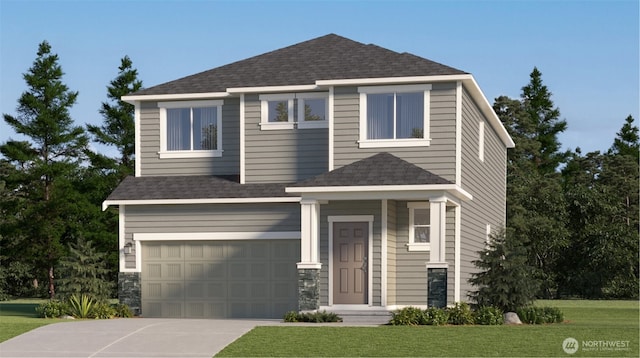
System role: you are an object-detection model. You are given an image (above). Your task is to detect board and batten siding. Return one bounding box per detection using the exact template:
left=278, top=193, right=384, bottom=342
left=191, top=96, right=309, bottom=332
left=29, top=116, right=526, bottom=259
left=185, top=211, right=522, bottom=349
left=122, top=203, right=301, bottom=270
left=138, top=99, right=240, bottom=176
left=332, top=84, right=457, bottom=181
left=458, top=87, right=508, bottom=299
left=243, top=95, right=329, bottom=183
left=318, top=201, right=382, bottom=306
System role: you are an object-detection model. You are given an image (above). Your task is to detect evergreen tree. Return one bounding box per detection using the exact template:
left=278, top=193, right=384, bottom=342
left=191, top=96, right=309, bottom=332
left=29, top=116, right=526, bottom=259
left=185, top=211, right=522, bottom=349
left=87, top=55, right=142, bottom=178
left=494, top=70, right=569, bottom=298
left=469, top=229, right=539, bottom=312
left=1, top=41, right=88, bottom=299
left=520, top=67, right=568, bottom=173
left=609, top=115, right=639, bottom=162
left=57, top=236, right=114, bottom=301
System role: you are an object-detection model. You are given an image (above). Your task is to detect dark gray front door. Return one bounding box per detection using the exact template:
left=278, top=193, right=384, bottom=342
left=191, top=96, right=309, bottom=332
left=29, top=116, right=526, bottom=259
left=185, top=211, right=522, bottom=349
left=333, top=222, right=368, bottom=304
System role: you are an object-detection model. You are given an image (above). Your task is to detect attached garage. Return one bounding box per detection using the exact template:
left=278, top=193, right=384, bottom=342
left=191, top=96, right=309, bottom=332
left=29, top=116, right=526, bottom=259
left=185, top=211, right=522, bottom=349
left=141, top=240, right=300, bottom=318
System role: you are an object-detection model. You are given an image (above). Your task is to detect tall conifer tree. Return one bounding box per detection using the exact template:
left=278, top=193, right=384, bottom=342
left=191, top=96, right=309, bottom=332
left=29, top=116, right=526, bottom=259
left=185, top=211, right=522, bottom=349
left=1, top=41, right=87, bottom=298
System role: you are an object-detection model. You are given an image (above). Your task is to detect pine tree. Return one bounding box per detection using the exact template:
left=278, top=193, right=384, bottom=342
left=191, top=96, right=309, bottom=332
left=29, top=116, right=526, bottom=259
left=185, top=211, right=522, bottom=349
left=469, top=229, right=539, bottom=312
left=87, top=56, right=142, bottom=178
left=609, top=115, right=639, bottom=162
left=57, top=236, right=114, bottom=301
left=520, top=67, right=568, bottom=173
left=1, top=41, right=88, bottom=298
left=494, top=71, right=569, bottom=298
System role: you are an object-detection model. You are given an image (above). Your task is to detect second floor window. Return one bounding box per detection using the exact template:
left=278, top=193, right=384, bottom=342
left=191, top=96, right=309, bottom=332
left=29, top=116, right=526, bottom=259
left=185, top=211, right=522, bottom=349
left=159, top=100, right=223, bottom=158
left=358, top=84, right=432, bottom=148
left=259, top=93, right=328, bottom=130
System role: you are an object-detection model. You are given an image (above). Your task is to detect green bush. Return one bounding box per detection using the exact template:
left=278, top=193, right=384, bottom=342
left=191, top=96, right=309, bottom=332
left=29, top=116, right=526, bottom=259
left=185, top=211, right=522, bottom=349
left=92, top=301, right=116, bottom=319
left=473, top=306, right=504, bottom=325
left=114, top=303, right=133, bottom=318
left=283, top=310, right=342, bottom=323
left=424, top=307, right=449, bottom=325
left=36, top=300, right=70, bottom=318
left=517, top=306, right=564, bottom=324
left=447, top=302, right=474, bottom=325
left=390, top=307, right=426, bottom=325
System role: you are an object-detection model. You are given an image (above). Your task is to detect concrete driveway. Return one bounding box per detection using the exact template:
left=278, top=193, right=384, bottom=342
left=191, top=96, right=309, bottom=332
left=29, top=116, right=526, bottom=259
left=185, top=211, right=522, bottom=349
left=0, top=318, right=280, bottom=358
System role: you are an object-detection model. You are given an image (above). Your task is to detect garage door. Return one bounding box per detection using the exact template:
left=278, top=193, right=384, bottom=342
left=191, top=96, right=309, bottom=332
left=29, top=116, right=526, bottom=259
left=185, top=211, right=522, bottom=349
left=141, top=240, right=300, bottom=318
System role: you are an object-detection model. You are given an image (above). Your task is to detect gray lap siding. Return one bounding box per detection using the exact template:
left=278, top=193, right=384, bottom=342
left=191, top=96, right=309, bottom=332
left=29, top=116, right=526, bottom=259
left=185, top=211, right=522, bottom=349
left=138, top=99, right=240, bottom=177
left=333, top=84, right=457, bottom=181
left=459, top=87, right=508, bottom=301
left=122, top=203, right=301, bottom=270
left=243, top=95, right=329, bottom=183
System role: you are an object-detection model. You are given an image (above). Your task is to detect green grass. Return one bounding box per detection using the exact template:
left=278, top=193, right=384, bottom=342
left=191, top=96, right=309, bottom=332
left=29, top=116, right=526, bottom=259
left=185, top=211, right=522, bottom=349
left=0, top=299, right=67, bottom=343
left=217, top=300, right=639, bottom=357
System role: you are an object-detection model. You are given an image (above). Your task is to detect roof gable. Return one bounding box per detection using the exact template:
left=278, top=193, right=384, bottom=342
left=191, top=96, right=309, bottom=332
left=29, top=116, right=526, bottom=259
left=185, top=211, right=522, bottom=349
left=290, top=152, right=452, bottom=187
left=134, top=34, right=466, bottom=96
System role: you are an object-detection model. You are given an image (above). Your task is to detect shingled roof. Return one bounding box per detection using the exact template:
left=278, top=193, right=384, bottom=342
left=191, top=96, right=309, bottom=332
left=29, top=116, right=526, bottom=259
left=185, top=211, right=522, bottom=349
left=105, top=175, right=295, bottom=201
left=133, top=34, right=466, bottom=96
left=289, top=152, right=452, bottom=187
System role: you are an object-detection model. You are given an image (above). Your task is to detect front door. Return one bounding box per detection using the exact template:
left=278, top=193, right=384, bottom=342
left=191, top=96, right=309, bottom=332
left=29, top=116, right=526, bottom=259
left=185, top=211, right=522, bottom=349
left=333, top=222, right=368, bottom=304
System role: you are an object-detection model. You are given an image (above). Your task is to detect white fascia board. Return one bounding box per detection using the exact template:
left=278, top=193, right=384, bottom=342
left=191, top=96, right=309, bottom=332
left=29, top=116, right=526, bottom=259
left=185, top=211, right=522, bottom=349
left=285, top=184, right=472, bottom=202
left=121, top=92, right=231, bottom=103
left=226, top=84, right=320, bottom=94
left=461, top=77, right=515, bottom=148
left=102, top=197, right=301, bottom=210
left=134, top=231, right=301, bottom=241
left=315, top=74, right=473, bottom=87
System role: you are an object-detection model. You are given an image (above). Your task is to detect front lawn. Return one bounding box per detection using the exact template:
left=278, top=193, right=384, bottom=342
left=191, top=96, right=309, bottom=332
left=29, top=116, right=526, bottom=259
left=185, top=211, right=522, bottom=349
left=217, top=300, right=639, bottom=357
left=0, top=299, right=67, bottom=343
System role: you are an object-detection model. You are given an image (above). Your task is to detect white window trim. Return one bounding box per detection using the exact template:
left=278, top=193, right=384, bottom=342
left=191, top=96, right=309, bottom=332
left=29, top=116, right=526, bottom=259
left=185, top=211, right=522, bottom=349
left=407, top=202, right=431, bottom=252
left=358, top=84, right=432, bottom=148
left=158, top=100, right=223, bottom=158
left=297, top=92, right=329, bottom=129
left=259, top=92, right=328, bottom=130
left=259, top=93, right=295, bottom=130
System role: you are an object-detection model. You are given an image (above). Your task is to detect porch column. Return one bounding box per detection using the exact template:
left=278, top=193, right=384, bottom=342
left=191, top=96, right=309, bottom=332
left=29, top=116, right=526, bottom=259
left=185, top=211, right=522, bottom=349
left=429, top=196, right=447, bottom=263
left=297, top=199, right=321, bottom=311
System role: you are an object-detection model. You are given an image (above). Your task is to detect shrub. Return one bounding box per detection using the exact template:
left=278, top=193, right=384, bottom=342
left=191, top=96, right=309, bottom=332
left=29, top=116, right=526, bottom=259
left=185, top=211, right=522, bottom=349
left=36, top=300, right=70, bottom=318
left=92, top=301, right=116, bottom=319
left=114, top=303, right=133, bottom=318
left=468, top=229, right=539, bottom=312
left=390, top=307, right=426, bottom=326
left=447, top=302, right=474, bottom=325
left=68, top=294, right=96, bottom=319
left=517, top=306, right=564, bottom=324
left=424, top=307, right=449, bottom=325
left=473, top=306, right=504, bottom=325
left=283, top=310, right=342, bottom=323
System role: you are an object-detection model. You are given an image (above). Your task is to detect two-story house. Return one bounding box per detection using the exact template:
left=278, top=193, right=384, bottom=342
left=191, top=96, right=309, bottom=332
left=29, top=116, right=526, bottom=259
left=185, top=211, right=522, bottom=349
left=104, top=34, right=514, bottom=318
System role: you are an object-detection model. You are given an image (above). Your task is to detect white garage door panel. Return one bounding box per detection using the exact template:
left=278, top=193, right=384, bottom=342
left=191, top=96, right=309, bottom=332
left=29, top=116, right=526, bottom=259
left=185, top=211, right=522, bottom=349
left=141, top=240, right=300, bottom=318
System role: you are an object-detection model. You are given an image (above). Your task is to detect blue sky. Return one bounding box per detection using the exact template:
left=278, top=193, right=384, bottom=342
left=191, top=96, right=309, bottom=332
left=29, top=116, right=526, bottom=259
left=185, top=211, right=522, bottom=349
left=1, top=0, right=638, bottom=155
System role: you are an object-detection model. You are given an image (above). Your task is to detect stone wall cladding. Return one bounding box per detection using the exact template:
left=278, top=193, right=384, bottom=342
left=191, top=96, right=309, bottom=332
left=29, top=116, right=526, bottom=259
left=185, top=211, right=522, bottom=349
left=298, top=269, right=320, bottom=311
left=118, top=272, right=141, bottom=316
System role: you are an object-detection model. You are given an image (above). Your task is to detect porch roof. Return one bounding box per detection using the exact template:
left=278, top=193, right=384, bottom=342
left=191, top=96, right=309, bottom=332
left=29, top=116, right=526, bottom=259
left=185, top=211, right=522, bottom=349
left=289, top=152, right=452, bottom=187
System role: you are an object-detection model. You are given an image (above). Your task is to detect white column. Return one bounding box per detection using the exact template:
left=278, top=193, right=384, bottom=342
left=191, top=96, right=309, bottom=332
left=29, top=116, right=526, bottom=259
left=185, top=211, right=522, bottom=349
left=429, top=197, right=447, bottom=264
left=297, top=199, right=322, bottom=269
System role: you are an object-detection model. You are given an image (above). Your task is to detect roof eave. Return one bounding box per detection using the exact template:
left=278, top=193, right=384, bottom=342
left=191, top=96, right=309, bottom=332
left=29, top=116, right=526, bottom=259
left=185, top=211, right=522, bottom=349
left=102, top=197, right=302, bottom=211
left=121, top=92, right=232, bottom=104
left=285, top=184, right=473, bottom=202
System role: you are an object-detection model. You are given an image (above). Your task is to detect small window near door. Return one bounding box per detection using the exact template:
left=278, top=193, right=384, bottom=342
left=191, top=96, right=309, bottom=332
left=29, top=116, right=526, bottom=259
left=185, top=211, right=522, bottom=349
left=408, top=202, right=430, bottom=251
